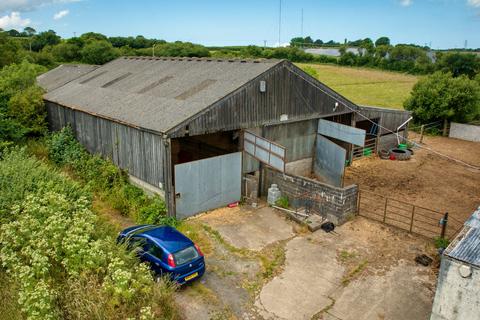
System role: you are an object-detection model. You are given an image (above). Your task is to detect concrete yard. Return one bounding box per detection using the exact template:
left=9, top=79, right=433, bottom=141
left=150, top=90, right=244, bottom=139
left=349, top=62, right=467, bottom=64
left=178, top=205, right=437, bottom=320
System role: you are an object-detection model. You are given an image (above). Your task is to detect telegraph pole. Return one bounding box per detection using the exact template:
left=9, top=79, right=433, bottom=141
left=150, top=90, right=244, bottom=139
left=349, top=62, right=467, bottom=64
left=278, top=0, right=282, bottom=47
left=301, top=8, right=304, bottom=38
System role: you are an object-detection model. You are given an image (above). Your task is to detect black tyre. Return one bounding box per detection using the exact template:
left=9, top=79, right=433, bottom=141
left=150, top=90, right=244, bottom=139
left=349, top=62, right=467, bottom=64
left=379, top=149, right=390, bottom=159
left=389, top=148, right=411, bottom=161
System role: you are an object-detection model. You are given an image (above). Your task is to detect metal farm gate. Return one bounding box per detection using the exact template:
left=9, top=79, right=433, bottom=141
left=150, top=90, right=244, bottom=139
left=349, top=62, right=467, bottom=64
left=174, top=152, right=242, bottom=219
left=358, top=190, right=463, bottom=240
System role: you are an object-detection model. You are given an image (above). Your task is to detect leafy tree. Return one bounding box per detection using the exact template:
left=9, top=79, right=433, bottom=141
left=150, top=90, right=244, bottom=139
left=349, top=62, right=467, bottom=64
left=0, top=60, right=46, bottom=108
left=31, top=30, right=61, bottom=51
left=51, top=42, right=82, bottom=62
left=290, top=37, right=304, bottom=47
left=375, top=36, right=390, bottom=47
left=80, top=40, right=119, bottom=64
left=264, top=46, right=314, bottom=62
left=436, top=52, right=480, bottom=79
left=28, top=50, right=56, bottom=68
left=23, top=27, right=36, bottom=37
left=80, top=32, right=108, bottom=42
left=339, top=51, right=357, bottom=66
left=0, top=61, right=46, bottom=142
left=324, top=40, right=340, bottom=46
left=314, top=39, right=323, bottom=45
left=6, top=29, right=21, bottom=37
left=241, top=45, right=263, bottom=58
left=0, top=33, right=22, bottom=67
left=138, top=41, right=210, bottom=58
left=360, top=38, right=375, bottom=55
left=404, top=72, right=480, bottom=124
left=7, top=86, right=46, bottom=135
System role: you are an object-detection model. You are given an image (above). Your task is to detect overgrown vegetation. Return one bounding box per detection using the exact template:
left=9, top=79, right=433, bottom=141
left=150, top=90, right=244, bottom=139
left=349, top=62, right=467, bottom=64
left=275, top=196, right=290, bottom=209
left=45, top=126, right=172, bottom=226
left=0, top=60, right=47, bottom=150
left=0, top=148, right=179, bottom=319
left=434, top=237, right=450, bottom=250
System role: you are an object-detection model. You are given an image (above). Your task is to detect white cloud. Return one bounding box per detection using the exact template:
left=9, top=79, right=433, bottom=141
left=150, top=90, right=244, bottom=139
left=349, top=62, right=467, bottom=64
left=468, top=0, right=480, bottom=8
left=0, top=0, right=80, bottom=13
left=0, top=11, right=31, bottom=29
left=399, top=0, right=413, bottom=7
left=53, top=9, right=69, bottom=20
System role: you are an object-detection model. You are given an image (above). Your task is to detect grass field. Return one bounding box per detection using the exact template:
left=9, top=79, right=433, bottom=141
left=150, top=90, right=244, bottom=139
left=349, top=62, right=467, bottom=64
left=296, top=63, right=419, bottom=109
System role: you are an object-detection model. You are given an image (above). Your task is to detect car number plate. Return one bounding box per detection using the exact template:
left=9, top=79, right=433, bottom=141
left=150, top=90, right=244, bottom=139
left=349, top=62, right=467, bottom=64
left=185, top=272, right=198, bottom=281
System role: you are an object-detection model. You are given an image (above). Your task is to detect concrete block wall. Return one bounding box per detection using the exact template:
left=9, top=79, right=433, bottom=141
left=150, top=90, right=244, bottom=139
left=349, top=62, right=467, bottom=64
left=263, top=168, right=358, bottom=225
left=449, top=122, right=480, bottom=142
left=430, top=257, right=480, bottom=320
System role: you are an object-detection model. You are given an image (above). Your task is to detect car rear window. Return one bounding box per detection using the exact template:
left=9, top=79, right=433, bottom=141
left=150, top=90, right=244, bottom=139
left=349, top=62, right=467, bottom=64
left=173, top=246, right=199, bottom=265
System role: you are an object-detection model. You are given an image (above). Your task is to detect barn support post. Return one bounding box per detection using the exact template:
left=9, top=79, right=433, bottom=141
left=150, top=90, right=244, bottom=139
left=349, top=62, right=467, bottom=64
left=163, top=137, right=176, bottom=217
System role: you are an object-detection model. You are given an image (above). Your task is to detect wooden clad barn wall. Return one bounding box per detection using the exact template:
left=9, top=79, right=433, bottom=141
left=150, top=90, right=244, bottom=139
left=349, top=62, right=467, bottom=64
left=355, top=106, right=411, bottom=135
left=168, top=62, right=353, bottom=138
left=46, top=101, right=165, bottom=189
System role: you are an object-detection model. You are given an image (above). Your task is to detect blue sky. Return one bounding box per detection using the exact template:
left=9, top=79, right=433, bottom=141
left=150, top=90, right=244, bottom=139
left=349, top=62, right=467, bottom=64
left=0, top=0, right=479, bottom=49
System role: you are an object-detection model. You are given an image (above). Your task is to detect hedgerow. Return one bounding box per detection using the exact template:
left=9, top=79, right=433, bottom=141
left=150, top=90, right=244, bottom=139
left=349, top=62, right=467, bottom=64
left=0, top=148, right=179, bottom=319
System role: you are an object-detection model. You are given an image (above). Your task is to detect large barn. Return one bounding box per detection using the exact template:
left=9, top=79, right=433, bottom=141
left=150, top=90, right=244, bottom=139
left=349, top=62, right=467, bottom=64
left=38, top=57, right=410, bottom=220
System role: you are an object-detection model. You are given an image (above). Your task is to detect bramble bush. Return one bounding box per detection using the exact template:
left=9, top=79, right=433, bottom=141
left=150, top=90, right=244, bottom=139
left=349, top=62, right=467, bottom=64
left=46, top=126, right=170, bottom=224
left=0, top=148, right=179, bottom=319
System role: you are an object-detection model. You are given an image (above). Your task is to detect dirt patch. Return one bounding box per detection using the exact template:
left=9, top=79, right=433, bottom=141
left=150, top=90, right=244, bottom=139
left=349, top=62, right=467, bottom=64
left=345, top=134, right=480, bottom=222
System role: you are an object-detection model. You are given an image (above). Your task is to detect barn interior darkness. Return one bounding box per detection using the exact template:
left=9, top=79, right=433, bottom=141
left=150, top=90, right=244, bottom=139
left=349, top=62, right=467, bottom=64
left=171, top=130, right=240, bottom=180
left=322, top=113, right=354, bottom=159
left=355, top=118, right=380, bottom=140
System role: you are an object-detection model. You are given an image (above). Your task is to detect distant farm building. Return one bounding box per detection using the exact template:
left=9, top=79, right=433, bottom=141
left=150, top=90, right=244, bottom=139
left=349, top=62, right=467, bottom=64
left=38, top=57, right=410, bottom=220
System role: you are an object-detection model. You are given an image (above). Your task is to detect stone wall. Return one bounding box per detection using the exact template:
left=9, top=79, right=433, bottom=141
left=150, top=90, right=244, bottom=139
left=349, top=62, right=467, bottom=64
left=263, top=168, right=358, bottom=225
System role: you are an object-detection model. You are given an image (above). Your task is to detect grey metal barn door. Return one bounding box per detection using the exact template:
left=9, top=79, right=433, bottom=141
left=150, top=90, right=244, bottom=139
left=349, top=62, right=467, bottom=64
left=174, top=152, right=242, bottom=219
left=314, top=135, right=346, bottom=187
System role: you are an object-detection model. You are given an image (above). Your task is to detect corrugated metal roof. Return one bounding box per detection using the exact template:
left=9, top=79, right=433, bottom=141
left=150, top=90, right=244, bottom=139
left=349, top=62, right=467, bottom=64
left=465, top=207, right=480, bottom=229
left=447, top=227, right=480, bottom=267
left=42, top=57, right=282, bottom=134
left=37, top=64, right=99, bottom=92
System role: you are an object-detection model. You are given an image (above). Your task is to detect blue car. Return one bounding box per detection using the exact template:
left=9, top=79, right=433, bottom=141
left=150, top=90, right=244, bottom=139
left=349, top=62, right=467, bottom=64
left=117, top=224, right=205, bottom=284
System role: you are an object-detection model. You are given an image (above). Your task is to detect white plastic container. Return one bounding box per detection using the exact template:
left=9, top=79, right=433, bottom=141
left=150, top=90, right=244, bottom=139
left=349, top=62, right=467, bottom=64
left=267, top=184, right=281, bottom=206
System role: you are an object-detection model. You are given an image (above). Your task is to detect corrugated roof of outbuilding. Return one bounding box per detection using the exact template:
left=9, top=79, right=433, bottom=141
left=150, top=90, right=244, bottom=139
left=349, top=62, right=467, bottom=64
left=37, top=64, right=99, bottom=92
left=445, top=207, right=480, bottom=267
left=41, top=57, right=282, bottom=133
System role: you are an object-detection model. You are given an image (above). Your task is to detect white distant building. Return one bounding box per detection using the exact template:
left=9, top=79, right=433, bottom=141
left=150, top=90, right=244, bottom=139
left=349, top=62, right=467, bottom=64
left=430, top=207, right=480, bottom=320
left=304, top=47, right=365, bottom=57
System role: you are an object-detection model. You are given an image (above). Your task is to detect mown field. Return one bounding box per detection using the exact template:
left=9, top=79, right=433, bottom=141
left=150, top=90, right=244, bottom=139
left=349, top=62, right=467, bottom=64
left=296, top=63, right=419, bottom=109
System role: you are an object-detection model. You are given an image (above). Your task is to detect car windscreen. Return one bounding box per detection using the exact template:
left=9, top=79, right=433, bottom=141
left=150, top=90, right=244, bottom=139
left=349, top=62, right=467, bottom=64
left=173, top=246, right=199, bottom=265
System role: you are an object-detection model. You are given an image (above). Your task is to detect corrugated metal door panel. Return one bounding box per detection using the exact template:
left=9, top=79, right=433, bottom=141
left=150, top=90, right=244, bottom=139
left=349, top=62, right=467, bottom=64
left=174, top=152, right=242, bottom=219
left=313, top=134, right=346, bottom=187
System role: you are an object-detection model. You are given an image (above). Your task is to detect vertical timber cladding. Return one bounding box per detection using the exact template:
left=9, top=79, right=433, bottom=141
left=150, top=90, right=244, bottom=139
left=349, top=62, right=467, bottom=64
left=45, top=101, right=165, bottom=191
left=168, top=61, right=352, bottom=138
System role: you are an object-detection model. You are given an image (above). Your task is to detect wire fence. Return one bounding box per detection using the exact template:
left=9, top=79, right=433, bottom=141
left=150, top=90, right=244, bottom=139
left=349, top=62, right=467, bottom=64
left=358, top=190, right=464, bottom=240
